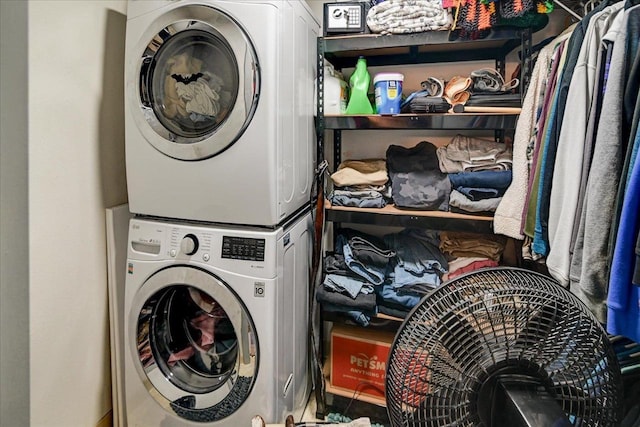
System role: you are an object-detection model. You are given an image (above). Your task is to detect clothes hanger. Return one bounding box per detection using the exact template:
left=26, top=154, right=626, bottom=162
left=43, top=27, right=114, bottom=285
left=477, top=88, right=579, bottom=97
left=552, top=0, right=583, bottom=19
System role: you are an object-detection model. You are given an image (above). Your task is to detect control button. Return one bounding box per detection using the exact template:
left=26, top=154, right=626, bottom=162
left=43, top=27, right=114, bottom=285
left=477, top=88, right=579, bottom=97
left=180, top=234, right=199, bottom=255
left=203, top=253, right=210, bottom=262
left=170, top=249, right=177, bottom=257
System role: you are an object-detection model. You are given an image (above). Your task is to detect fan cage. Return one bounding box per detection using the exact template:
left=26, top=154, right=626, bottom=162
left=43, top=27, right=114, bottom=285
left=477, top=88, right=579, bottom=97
left=386, top=267, right=622, bottom=427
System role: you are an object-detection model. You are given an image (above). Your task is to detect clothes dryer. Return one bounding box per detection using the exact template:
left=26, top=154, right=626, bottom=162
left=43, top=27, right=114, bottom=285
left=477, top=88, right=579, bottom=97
left=124, top=0, right=319, bottom=226
left=123, top=211, right=312, bottom=426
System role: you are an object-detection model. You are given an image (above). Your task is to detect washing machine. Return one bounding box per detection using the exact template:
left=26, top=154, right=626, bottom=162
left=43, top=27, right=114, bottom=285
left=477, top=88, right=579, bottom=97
left=123, top=210, right=312, bottom=426
left=124, top=0, right=319, bottom=226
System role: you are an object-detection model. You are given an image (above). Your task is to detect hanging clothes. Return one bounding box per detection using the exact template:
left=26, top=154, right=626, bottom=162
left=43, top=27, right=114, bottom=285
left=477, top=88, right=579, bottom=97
left=570, top=4, right=640, bottom=322
left=493, top=26, right=574, bottom=239
left=492, top=0, right=639, bottom=338
left=544, top=2, right=625, bottom=285
left=607, top=129, right=640, bottom=342
left=530, top=0, right=623, bottom=255
left=520, top=40, right=567, bottom=241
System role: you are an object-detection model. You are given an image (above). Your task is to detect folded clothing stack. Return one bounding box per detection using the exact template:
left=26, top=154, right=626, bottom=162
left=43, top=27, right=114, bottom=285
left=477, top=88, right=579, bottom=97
left=401, top=77, right=450, bottom=113
left=402, top=96, right=451, bottom=113
left=437, top=134, right=513, bottom=214
left=329, top=159, right=391, bottom=209
left=439, top=230, right=507, bottom=261
left=465, top=93, right=522, bottom=107
left=386, top=141, right=451, bottom=211
left=437, top=134, right=513, bottom=172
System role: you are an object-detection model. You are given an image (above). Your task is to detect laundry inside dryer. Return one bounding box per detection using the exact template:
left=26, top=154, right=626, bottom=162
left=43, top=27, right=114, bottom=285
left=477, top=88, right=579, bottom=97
left=147, top=28, right=239, bottom=139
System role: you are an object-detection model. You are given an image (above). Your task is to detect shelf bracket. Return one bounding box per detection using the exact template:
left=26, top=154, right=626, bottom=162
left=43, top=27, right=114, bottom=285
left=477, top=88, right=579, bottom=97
left=496, top=57, right=506, bottom=81
left=520, top=28, right=533, bottom=103
left=333, top=130, right=342, bottom=167
left=314, top=36, right=328, bottom=420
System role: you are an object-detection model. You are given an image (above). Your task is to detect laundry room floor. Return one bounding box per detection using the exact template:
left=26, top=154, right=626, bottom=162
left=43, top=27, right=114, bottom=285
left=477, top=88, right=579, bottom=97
left=261, top=394, right=323, bottom=426
left=300, top=394, right=323, bottom=422
left=264, top=394, right=386, bottom=426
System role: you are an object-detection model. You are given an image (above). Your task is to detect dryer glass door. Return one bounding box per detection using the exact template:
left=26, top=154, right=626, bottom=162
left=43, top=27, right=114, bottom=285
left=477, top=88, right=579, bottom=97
left=135, top=5, right=259, bottom=160
left=132, top=266, right=257, bottom=422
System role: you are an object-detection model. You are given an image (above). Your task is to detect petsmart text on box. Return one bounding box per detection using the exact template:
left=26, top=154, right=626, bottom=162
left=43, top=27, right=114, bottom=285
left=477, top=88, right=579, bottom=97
left=330, top=325, right=394, bottom=399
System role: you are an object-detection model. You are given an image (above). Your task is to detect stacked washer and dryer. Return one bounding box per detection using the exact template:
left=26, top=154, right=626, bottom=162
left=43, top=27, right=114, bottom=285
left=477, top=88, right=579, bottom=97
left=121, top=1, right=319, bottom=426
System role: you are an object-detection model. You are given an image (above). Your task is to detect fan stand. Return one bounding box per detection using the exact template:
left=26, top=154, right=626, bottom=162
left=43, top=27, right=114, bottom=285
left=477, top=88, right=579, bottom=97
left=490, top=376, right=572, bottom=427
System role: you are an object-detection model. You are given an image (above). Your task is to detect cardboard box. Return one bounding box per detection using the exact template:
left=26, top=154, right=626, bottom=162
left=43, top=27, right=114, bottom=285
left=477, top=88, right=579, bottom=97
left=330, top=324, right=395, bottom=402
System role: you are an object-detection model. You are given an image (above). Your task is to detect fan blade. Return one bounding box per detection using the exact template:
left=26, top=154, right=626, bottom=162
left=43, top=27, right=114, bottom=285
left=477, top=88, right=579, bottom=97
left=438, top=310, right=490, bottom=369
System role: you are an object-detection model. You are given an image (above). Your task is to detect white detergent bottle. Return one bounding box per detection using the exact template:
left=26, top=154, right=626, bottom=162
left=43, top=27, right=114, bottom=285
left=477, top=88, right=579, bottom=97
left=315, top=60, right=349, bottom=115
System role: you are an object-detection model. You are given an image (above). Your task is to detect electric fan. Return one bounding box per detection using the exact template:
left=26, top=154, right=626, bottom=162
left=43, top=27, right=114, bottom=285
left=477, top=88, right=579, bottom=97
left=386, top=267, right=622, bottom=427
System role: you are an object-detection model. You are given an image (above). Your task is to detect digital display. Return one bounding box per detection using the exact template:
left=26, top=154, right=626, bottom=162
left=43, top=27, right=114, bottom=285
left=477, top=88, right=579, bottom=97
left=221, top=236, right=265, bottom=261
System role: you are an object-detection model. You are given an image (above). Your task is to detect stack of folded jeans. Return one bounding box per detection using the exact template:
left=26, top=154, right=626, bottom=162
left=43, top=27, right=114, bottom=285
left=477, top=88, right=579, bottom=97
left=384, top=228, right=448, bottom=289
left=374, top=283, right=422, bottom=319
left=318, top=254, right=378, bottom=326
left=316, top=228, right=396, bottom=326
left=337, top=229, right=395, bottom=285
left=318, top=228, right=460, bottom=321
left=448, top=170, right=512, bottom=213
left=380, top=228, right=449, bottom=318
left=329, top=159, right=391, bottom=209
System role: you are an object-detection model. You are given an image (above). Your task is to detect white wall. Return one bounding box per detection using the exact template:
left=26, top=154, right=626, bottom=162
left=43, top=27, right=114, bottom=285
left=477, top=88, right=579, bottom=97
left=2, top=1, right=127, bottom=426
left=0, top=1, right=30, bottom=426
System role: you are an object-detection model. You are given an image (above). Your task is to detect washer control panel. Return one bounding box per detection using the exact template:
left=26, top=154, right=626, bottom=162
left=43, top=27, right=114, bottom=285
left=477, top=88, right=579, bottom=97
left=221, top=236, right=265, bottom=261
left=169, top=228, right=212, bottom=260
left=129, top=219, right=272, bottom=270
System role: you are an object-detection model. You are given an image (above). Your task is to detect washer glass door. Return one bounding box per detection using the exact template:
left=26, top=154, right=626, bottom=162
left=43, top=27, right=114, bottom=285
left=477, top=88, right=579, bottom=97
left=132, top=266, right=257, bottom=422
left=135, top=5, right=259, bottom=160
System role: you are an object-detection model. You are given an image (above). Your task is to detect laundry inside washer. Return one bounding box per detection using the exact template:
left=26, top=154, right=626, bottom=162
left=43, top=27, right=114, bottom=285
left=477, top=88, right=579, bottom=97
left=137, top=286, right=240, bottom=389
left=134, top=282, right=256, bottom=419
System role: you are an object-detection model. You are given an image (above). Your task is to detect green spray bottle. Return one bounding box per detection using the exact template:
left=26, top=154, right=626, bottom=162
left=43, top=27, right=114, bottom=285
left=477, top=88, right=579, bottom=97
left=346, top=56, right=374, bottom=115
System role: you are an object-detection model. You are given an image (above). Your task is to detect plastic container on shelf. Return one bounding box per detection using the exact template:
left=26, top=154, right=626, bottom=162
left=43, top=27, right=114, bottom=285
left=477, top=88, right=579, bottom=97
left=374, top=72, right=404, bottom=114
left=314, top=60, right=349, bottom=115
left=346, top=56, right=374, bottom=115
left=325, top=62, right=349, bottom=115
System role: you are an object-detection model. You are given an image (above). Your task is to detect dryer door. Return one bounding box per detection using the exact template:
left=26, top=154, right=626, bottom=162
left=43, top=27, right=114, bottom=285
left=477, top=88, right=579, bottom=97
left=132, top=4, right=259, bottom=160
left=130, top=266, right=257, bottom=422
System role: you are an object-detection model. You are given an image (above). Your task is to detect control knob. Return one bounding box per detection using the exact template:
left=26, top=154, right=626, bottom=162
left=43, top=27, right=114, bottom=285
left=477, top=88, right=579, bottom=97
left=180, top=234, right=199, bottom=255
